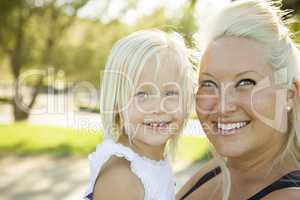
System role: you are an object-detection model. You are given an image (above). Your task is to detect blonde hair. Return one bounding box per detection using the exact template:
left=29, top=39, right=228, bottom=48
left=196, top=0, right=300, bottom=199
left=100, top=29, right=196, bottom=154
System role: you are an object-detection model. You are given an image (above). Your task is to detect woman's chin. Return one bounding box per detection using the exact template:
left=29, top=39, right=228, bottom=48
left=209, top=136, right=249, bottom=158
left=215, top=145, right=247, bottom=158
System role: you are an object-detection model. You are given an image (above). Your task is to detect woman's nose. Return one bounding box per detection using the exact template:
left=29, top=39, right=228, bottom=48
left=217, top=85, right=238, bottom=114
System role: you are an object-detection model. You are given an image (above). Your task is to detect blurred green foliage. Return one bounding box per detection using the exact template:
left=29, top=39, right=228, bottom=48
left=0, top=123, right=210, bottom=162
left=0, top=123, right=102, bottom=157
left=0, top=0, right=199, bottom=85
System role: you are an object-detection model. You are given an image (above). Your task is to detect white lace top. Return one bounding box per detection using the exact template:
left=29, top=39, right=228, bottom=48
left=84, top=139, right=176, bottom=200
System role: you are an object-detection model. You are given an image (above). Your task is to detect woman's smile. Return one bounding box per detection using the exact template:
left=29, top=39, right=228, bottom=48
left=212, top=120, right=251, bottom=136
left=196, top=36, right=287, bottom=158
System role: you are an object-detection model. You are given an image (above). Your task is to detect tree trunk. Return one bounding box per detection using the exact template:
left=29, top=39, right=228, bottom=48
left=10, top=7, right=43, bottom=122
left=11, top=8, right=27, bottom=121
left=12, top=87, right=29, bottom=121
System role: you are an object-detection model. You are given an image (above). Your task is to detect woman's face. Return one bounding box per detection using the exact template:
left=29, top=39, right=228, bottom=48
left=196, top=36, right=288, bottom=158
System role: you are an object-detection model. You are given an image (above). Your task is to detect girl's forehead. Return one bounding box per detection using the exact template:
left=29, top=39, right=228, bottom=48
left=136, top=51, right=183, bottom=85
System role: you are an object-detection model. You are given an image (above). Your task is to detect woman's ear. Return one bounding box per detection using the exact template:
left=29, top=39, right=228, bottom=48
left=287, top=81, right=300, bottom=108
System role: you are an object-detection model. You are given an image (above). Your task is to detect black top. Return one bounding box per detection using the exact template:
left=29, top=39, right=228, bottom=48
left=180, top=167, right=300, bottom=200
left=86, top=193, right=93, bottom=200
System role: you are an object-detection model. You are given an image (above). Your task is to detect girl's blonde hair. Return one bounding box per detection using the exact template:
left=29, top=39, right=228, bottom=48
left=100, top=29, right=196, bottom=154
left=196, top=0, right=300, bottom=199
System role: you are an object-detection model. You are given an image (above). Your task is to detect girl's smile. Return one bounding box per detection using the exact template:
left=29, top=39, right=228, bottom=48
left=124, top=51, right=187, bottom=146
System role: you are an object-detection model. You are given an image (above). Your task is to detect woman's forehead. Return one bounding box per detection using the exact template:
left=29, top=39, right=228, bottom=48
left=200, top=36, right=271, bottom=78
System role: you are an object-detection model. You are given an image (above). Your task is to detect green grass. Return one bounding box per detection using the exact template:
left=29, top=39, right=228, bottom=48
left=0, top=123, right=102, bottom=157
left=0, top=123, right=211, bottom=162
left=0, top=96, right=12, bottom=104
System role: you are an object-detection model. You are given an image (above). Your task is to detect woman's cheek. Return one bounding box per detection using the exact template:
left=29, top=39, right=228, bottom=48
left=196, top=91, right=219, bottom=116
left=246, top=87, right=277, bottom=122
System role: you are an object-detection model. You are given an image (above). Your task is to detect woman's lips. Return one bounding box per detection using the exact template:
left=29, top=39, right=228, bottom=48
left=211, top=120, right=251, bottom=135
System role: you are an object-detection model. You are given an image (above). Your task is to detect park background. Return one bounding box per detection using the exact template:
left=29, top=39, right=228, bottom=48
left=0, top=0, right=299, bottom=199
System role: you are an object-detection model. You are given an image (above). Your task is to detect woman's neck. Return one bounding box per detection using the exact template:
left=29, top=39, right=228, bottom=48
left=227, top=134, right=292, bottom=182
left=117, top=134, right=166, bottom=161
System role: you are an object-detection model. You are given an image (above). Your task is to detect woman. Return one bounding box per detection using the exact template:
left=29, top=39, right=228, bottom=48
left=177, top=0, right=300, bottom=200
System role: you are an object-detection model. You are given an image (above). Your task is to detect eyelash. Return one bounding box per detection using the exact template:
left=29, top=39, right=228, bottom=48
left=236, top=79, right=256, bottom=87
left=135, top=90, right=178, bottom=97
left=199, top=79, right=256, bottom=89
left=200, top=80, right=218, bottom=88
left=165, top=90, right=179, bottom=96
left=135, top=91, right=148, bottom=97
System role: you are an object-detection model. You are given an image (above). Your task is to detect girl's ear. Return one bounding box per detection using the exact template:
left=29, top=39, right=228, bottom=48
left=287, top=81, right=300, bottom=108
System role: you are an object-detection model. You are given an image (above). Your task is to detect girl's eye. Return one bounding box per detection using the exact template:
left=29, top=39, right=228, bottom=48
left=135, top=91, right=148, bottom=98
left=165, top=90, right=179, bottom=96
left=236, top=79, right=256, bottom=87
left=200, top=80, right=218, bottom=88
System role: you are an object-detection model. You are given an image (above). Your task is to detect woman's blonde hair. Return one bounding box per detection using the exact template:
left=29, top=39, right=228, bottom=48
left=100, top=29, right=196, bottom=154
left=196, top=0, right=300, bottom=199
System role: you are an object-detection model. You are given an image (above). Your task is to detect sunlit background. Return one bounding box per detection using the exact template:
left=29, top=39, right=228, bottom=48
left=0, top=0, right=299, bottom=199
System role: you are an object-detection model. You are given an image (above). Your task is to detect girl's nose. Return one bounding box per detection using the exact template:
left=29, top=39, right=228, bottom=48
left=151, top=96, right=164, bottom=114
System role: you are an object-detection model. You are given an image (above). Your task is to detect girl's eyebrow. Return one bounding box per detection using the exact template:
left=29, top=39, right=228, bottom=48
left=136, top=84, right=151, bottom=91
left=163, top=82, right=180, bottom=86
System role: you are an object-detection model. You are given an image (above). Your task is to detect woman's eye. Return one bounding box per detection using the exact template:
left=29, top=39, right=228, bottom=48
left=165, top=90, right=179, bottom=96
left=200, top=80, right=218, bottom=88
left=236, top=79, right=256, bottom=87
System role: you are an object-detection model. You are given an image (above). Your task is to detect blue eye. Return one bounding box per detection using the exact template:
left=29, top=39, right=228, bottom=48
left=135, top=91, right=148, bottom=98
left=200, top=80, right=218, bottom=88
left=236, top=79, right=256, bottom=87
left=165, top=90, right=179, bottom=96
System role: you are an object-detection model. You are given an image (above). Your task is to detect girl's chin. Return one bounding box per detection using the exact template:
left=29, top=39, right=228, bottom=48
left=136, top=132, right=172, bottom=146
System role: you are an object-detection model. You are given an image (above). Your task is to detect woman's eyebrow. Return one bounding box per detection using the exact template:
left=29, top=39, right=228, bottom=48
left=235, top=70, right=264, bottom=78
left=199, top=72, right=215, bottom=78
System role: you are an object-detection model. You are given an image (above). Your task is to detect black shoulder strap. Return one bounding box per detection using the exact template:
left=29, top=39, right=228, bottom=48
left=180, top=166, right=221, bottom=200
left=85, top=193, right=93, bottom=200
left=248, top=170, right=300, bottom=200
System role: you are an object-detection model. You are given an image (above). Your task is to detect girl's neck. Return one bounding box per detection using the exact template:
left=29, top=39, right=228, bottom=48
left=117, top=134, right=166, bottom=161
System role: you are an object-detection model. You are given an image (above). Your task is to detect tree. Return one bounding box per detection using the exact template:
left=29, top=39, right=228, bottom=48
left=0, top=0, right=89, bottom=121
left=282, top=0, right=300, bottom=12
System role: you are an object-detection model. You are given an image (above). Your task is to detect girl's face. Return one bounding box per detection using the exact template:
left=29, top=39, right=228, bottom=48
left=196, top=36, right=288, bottom=158
left=123, top=51, right=187, bottom=146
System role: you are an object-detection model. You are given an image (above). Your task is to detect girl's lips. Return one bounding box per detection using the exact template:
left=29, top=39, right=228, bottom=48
left=143, top=121, right=171, bottom=131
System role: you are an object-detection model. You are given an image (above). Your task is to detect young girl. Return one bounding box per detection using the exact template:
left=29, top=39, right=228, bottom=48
left=84, top=29, right=195, bottom=200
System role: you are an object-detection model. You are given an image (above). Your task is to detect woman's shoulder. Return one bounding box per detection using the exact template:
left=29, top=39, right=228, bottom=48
left=176, top=158, right=220, bottom=199
left=189, top=158, right=221, bottom=183
left=263, top=188, right=300, bottom=200
left=93, top=156, right=144, bottom=200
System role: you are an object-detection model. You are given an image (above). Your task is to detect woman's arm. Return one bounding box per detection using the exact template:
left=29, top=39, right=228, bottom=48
left=176, top=158, right=220, bottom=200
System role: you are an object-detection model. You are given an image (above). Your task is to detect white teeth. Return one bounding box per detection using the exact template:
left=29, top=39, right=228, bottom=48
left=217, top=121, right=249, bottom=131
left=145, top=121, right=169, bottom=128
